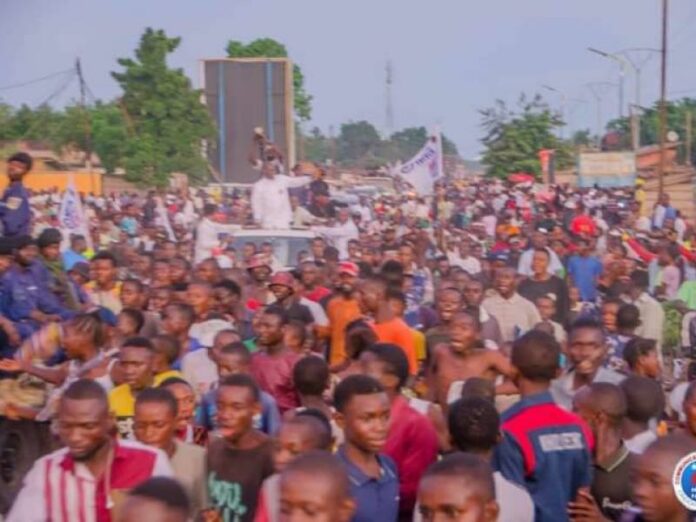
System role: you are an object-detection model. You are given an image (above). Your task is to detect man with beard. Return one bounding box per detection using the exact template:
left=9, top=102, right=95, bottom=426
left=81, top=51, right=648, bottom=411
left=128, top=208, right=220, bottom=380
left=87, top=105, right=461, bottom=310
left=324, top=262, right=362, bottom=370
left=8, top=379, right=172, bottom=521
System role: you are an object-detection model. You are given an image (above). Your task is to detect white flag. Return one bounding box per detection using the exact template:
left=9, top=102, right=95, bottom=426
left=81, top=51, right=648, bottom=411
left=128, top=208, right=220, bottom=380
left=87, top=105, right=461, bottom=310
left=392, top=131, right=443, bottom=195
left=58, top=175, right=93, bottom=250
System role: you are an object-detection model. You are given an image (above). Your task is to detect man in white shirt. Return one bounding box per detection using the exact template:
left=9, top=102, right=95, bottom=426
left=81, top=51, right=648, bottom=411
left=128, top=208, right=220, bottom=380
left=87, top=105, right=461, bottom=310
left=517, top=231, right=563, bottom=277
left=313, top=207, right=359, bottom=260
left=448, top=239, right=481, bottom=275
left=251, top=162, right=311, bottom=229
left=194, top=203, right=235, bottom=264
left=627, top=270, right=665, bottom=361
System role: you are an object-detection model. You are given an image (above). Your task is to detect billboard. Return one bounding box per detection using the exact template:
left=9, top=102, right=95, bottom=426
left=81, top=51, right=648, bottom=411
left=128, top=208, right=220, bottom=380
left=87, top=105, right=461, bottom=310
left=201, top=58, right=295, bottom=184
left=577, top=152, right=637, bottom=188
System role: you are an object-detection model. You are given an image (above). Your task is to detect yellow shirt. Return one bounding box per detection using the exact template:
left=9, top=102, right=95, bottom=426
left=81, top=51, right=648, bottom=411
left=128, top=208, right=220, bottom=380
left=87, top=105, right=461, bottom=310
left=108, top=370, right=184, bottom=438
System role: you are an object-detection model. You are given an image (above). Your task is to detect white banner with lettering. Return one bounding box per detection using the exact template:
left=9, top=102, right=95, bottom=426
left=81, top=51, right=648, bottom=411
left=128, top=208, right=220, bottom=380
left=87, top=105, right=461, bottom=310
left=58, top=175, right=93, bottom=250
left=391, top=131, right=443, bottom=195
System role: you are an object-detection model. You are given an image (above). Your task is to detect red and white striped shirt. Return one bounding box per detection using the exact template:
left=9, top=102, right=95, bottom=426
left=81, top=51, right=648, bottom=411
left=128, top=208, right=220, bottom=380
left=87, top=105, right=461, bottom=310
left=7, top=439, right=173, bottom=522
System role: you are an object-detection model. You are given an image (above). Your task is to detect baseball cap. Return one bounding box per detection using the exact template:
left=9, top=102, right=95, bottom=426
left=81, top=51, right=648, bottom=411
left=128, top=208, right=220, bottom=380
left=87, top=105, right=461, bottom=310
left=268, top=272, right=295, bottom=289
left=69, top=262, right=91, bottom=280
left=338, top=261, right=359, bottom=277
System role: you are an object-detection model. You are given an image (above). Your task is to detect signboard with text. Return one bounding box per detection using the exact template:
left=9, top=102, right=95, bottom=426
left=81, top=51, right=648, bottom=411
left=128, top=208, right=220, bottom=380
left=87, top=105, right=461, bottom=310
left=577, top=151, right=637, bottom=188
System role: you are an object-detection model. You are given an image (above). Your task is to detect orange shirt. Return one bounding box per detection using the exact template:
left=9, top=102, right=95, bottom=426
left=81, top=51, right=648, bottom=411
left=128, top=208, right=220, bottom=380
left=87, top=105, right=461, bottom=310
left=372, top=318, right=418, bottom=375
left=326, top=296, right=362, bottom=366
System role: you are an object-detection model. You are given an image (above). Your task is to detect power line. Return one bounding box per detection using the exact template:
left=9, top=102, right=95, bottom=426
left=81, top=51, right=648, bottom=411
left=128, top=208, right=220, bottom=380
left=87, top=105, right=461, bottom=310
left=0, top=69, right=74, bottom=92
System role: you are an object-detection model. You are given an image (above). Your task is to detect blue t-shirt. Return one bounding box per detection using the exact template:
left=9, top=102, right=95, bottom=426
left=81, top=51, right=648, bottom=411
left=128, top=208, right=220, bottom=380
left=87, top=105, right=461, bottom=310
left=335, top=446, right=399, bottom=522
left=567, top=255, right=602, bottom=302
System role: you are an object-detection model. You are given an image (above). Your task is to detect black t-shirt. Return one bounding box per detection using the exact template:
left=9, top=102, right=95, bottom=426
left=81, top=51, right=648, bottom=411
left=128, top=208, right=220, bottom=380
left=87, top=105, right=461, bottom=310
left=591, top=446, right=635, bottom=521
left=207, top=436, right=274, bottom=522
left=518, top=275, right=569, bottom=325
left=267, top=302, right=314, bottom=325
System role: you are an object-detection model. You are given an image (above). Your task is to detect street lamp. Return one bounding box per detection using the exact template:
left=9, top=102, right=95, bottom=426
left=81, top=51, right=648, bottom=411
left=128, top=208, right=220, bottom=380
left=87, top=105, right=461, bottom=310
left=542, top=85, right=566, bottom=139
left=587, top=47, right=629, bottom=119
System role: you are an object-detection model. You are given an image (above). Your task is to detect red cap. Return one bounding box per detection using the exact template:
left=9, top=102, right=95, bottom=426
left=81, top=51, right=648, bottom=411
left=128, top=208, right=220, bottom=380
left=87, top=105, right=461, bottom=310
left=338, top=261, right=359, bottom=277
left=268, top=272, right=295, bottom=289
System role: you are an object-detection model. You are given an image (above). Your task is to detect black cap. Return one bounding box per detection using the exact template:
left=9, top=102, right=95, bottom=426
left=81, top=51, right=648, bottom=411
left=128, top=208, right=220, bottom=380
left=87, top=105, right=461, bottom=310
left=37, top=228, right=63, bottom=249
left=69, top=262, right=90, bottom=280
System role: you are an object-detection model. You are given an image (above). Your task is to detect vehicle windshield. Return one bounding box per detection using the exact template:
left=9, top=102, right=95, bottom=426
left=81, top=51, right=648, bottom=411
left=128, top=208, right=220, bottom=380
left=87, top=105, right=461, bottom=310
left=228, top=235, right=312, bottom=267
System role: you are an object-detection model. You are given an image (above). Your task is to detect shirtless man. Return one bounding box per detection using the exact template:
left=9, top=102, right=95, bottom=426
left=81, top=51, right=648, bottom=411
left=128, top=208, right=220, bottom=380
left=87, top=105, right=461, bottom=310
left=427, top=311, right=515, bottom=411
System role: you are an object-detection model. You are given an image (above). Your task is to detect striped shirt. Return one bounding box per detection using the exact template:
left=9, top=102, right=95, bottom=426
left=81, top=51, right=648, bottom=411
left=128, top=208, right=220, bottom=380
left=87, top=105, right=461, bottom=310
left=7, top=439, right=173, bottom=522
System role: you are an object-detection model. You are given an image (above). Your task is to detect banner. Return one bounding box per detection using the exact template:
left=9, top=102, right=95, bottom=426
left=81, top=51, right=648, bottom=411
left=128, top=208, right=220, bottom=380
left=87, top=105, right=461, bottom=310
left=58, top=175, right=93, bottom=250
left=392, top=131, right=443, bottom=195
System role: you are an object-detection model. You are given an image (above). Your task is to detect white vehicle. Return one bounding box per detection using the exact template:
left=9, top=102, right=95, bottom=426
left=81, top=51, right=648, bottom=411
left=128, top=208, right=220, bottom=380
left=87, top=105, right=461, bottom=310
left=228, top=228, right=317, bottom=269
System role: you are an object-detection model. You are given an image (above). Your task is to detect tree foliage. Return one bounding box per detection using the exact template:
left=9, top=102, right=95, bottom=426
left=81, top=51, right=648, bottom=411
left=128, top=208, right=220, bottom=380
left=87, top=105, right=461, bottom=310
left=303, top=123, right=459, bottom=168
left=607, top=97, right=696, bottom=164
left=480, top=94, right=573, bottom=179
left=112, top=28, right=215, bottom=186
left=226, top=38, right=313, bottom=122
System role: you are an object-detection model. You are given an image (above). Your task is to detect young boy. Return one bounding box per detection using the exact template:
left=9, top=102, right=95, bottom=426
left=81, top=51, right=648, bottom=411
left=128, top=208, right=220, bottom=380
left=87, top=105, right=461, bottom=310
left=255, top=412, right=333, bottom=522
left=151, top=334, right=182, bottom=378
left=283, top=320, right=307, bottom=355
left=494, top=330, right=593, bottom=522
left=606, top=303, right=641, bottom=372
left=535, top=295, right=566, bottom=345
left=290, top=355, right=334, bottom=424
left=278, top=451, right=356, bottom=522
left=425, top=287, right=463, bottom=359
left=250, top=308, right=302, bottom=413
left=621, top=376, right=664, bottom=454
left=416, top=453, right=499, bottom=522
left=117, top=308, right=145, bottom=340
left=624, top=434, right=696, bottom=522
left=428, top=311, right=514, bottom=410
left=360, top=343, right=439, bottom=519
left=623, top=337, right=661, bottom=378
left=206, top=373, right=275, bottom=522
left=333, top=374, right=399, bottom=522
left=198, top=341, right=281, bottom=436
left=446, top=397, right=534, bottom=522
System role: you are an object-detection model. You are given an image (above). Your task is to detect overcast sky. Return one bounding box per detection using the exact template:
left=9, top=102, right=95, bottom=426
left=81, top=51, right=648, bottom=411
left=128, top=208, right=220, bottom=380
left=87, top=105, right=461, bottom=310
left=1, top=0, right=695, bottom=158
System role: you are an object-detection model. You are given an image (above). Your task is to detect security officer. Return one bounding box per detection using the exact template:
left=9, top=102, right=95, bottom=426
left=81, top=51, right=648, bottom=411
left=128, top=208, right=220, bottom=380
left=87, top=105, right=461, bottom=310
left=0, top=152, right=32, bottom=238
left=1, top=235, right=72, bottom=339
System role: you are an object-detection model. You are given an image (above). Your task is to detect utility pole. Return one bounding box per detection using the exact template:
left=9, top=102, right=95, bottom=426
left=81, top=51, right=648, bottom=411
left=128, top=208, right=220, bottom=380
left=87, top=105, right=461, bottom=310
left=75, top=58, right=94, bottom=184
left=658, top=0, right=669, bottom=197
left=586, top=82, right=615, bottom=149
left=385, top=60, right=394, bottom=135
left=542, top=85, right=566, bottom=139
left=686, top=110, right=692, bottom=166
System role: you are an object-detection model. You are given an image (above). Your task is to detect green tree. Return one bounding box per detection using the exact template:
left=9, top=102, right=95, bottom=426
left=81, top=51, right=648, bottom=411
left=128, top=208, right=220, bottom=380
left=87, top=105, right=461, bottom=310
left=480, top=94, right=572, bottom=179
left=226, top=38, right=312, bottom=122
left=389, top=126, right=460, bottom=158
left=112, top=28, right=215, bottom=186
left=337, top=121, right=381, bottom=165
left=607, top=97, right=696, bottom=164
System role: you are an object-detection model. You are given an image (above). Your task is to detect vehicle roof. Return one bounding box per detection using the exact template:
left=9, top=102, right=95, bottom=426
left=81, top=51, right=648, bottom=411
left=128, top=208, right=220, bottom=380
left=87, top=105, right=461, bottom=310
left=231, top=228, right=317, bottom=238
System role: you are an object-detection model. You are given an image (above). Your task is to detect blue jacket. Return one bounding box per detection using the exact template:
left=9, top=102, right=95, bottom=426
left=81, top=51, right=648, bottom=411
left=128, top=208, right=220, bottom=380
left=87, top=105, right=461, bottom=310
left=0, top=182, right=31, bottom=237
left=494, top=391, right=594, bottom=522
left=0, top=264, right=72, bottom=337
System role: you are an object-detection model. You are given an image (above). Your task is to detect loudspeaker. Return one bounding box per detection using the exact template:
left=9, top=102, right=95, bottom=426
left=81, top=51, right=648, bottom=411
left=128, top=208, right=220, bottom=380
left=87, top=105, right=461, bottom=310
left=201, top=58, right=295, bottom=184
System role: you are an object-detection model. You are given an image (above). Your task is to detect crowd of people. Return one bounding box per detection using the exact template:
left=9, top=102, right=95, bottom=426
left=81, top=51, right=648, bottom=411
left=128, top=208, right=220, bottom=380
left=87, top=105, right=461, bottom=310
left=1, top=148, right=696, bottom=522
